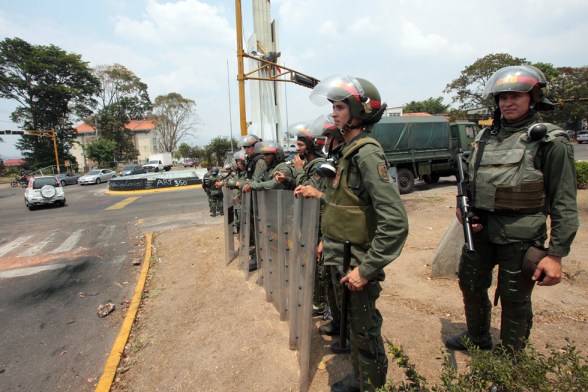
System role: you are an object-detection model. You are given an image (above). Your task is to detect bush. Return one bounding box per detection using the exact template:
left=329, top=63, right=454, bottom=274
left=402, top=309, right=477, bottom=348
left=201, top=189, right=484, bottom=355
left=383, top=339, right=588, bottom=392
left=576, top=161, right=588, bottom=188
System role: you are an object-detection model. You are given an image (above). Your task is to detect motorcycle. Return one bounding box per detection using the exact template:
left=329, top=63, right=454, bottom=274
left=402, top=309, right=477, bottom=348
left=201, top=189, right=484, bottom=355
left=10, top=175, right=29, bottom=188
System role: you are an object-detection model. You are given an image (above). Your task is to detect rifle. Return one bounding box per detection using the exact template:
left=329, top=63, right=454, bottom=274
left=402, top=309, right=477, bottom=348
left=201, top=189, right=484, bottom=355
left=339, top=241, right=351, bottom=349
left=456, top=153, right=475, bottom=253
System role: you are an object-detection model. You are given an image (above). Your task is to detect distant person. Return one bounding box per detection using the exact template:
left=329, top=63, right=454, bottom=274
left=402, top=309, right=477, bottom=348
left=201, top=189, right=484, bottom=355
left=202, top=165, right=214, bottom=216
left=295, top=75, right=409, bottom=392
left=445, top=65, right=579, bottom=353
left=209, top=166, right=224, bottom=217
left=242, top=141, right=295, bottom=192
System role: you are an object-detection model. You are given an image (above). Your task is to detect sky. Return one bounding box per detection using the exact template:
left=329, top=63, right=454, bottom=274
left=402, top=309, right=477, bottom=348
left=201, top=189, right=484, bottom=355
left=1, top=0, right=587, bottom=159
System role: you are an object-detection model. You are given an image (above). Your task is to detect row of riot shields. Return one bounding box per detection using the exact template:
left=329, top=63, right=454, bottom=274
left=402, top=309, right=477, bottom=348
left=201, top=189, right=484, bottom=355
left=223, top=188, right=320, bottom=392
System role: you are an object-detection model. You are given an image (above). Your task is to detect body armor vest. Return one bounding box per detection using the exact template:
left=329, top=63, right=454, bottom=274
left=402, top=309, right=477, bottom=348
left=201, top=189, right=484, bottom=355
left=203, top=173, right=211, bottom=189
left=322, top=137, right=381, bottom=247
left=471, top=123, right=562, bottom=213
left=246, top=154, right=263, bottom=180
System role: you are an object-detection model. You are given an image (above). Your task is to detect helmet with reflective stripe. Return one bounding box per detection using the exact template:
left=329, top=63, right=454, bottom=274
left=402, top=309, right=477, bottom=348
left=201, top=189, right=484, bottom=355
left=483, top=65, right=554, bottom=111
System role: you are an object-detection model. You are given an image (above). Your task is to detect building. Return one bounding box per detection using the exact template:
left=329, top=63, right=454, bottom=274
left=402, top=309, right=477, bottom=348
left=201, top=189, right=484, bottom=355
left=72, top=119, right=158, bottom=168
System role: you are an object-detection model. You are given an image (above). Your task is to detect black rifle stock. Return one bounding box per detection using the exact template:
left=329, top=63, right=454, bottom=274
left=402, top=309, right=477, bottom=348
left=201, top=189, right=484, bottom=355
left=339, top=240, right=351, bottom=348
left=456, top=153, right=475, bottom=253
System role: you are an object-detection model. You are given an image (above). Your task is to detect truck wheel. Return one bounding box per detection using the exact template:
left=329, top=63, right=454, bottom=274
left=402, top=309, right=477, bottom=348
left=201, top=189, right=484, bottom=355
left=397, top=168, right=414, bottom=194
left=422, top=174, right=440, bottom=184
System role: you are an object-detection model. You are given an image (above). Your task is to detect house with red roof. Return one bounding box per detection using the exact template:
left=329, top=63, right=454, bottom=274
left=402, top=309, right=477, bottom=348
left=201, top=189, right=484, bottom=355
left=72, top=119, right=159, bottom=167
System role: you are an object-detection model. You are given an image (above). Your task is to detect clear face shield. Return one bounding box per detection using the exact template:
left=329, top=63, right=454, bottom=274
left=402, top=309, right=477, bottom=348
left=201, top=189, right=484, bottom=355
left=309, top=74, right=365, bottom=106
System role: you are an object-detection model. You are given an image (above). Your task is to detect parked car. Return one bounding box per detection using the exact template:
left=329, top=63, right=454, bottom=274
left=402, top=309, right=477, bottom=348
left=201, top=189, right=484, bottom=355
left=120, top=165, right=147, bottom=176
left=577, top=131, right=588, bottom=144
left=24, top=176, right=66, bottom=210
left=78, top=169, right=116, bottom=185
left=183, top=159, right=195, bottom=167
left=55, top=172, right=81, bottom=186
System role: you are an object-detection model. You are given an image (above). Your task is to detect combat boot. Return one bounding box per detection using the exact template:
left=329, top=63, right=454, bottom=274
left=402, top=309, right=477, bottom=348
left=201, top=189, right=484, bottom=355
left=331, top=374, right=360, bottom=392
left=445, top=331, right=492, bottom=351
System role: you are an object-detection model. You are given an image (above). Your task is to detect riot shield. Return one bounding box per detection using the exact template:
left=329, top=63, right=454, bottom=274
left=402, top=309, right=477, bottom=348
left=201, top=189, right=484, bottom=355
left=222, top=187, right=237, bottom=265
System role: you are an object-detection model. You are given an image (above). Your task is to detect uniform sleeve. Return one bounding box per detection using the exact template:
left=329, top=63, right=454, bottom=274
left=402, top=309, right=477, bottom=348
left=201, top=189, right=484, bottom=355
left=542, top=137, right=579, bottom=257
left=354, top=145, right=409, bottom=280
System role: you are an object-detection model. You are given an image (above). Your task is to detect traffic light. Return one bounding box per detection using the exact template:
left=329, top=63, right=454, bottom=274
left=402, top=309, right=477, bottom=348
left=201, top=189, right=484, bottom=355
left=291, top=73, right=319, bottom=89
left=0, top=130, right=25, bottom=135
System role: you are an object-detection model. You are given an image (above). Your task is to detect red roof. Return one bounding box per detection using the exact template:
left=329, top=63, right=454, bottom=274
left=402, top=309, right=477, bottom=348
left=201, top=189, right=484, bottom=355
left=3, top=158, right=25, bottom=166
left=75, top=119, right=158, bottom=134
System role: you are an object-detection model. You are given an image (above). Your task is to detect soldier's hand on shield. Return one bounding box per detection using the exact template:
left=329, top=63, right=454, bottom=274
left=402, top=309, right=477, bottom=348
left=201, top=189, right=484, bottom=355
left=274, top=171, right=286, bottom=182
left=294, top=185, right=322, bottom=199
left=242, top=183, right=252, bottom=193
left=316, top=241, right=323, bottom=262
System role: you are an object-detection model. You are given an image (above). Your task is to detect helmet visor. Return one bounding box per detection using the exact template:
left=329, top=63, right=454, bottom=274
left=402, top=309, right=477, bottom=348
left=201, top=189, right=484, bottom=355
left=482, top=66, right=545, bottom=100
left=309, top=74, right=365, bottom=106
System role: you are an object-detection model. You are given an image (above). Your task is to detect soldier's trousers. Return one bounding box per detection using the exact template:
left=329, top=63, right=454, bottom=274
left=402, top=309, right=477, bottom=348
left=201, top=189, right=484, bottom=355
left=331, top=266, right=387, bottom=391
left=210, top=193, right=223, bottom=214
left=458, top=229, right=535, bottom=351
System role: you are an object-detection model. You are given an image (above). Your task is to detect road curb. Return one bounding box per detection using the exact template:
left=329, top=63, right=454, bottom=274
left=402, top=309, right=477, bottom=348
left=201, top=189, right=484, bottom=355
left=95, top=232, right=154, bottom=392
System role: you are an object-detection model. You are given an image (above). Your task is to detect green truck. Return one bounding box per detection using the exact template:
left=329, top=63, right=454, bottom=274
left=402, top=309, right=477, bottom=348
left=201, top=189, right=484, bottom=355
left=371, top=116, right=479, bottom=194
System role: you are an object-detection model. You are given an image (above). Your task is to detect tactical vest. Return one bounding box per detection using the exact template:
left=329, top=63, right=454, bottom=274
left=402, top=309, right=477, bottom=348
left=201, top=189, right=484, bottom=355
left=471, top=123, right=564, bottom=213
left=203, top=173, right=211, bottom=189
left=322, top=137, right=381, bottom=247
left=246, top=154, right=263, bottom=180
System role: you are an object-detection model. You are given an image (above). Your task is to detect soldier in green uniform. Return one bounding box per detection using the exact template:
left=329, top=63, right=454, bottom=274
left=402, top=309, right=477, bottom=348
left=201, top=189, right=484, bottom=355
left=208, top=166, right=224, bottom=217
left=225, top=150, right=247, bottom=232
left=236, top=134, right=266, bottom=272
left=295, top=75, right=409, bottom=392
left=242, top=141, right=296, bottom=192
left=445, top=65, right=579, bottom=353
left=202, top=165, right=215, bottom=216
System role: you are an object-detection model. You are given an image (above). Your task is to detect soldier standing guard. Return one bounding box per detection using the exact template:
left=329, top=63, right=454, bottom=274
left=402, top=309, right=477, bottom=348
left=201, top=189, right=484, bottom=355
left=295, top=75, right=409, bottom=392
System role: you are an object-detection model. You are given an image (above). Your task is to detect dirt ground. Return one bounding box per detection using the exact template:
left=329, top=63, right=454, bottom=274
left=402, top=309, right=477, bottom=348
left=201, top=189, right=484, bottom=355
left=111, top=188, right=588, bottom=392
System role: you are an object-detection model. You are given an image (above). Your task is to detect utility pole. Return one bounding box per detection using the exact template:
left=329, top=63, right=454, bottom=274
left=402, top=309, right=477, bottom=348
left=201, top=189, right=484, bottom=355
left=234, top=0, right=320, bottom=137
left=0, top=129, right=61, bottom=173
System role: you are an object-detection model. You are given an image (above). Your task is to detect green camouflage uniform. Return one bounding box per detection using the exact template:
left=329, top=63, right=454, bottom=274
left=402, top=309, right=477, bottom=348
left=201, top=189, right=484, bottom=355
left=321, top=134, right=409, bottom=391
left=209, top=173, right=224, bottom=216
left=459, top=113, right=578, bottom=351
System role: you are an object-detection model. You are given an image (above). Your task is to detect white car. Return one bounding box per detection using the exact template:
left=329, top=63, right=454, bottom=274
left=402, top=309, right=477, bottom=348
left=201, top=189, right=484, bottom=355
left=577, top=131, right=588, bottom=144
left=24, top=176, right=66, bottom=210
left=78, top=169, right=116, bottom=185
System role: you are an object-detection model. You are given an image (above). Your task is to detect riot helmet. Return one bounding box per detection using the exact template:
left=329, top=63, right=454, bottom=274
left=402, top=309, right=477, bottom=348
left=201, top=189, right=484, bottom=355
left=258, top=140, right=285, bottom=162
left=310, top=74, right=387, bottom=127
left=233, top=150, right=246, bottom=162
left=211, top=166, right=220, bottom=176
left=310, top=114, right=343, bottom=143
left=482, top=65, right=554, bottom=111
left=288, top=121, right=313, bottom=151
left=237, top=134, right=262, bottom=148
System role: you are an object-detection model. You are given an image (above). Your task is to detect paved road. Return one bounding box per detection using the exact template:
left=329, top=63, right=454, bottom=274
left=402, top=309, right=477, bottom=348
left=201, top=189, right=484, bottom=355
left=0, top=181, right=209, bottom=392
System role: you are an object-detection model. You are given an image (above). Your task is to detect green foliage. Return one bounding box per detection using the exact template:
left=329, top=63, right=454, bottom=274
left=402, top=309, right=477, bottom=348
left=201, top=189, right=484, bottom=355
left=84, top=138, right=117, bottom=167
left=0, top=37, right=100, bottom=169
left=383, top=339, right=588, bottom=392
left=444, top=53, right=527, bottom=111
left=205, top=136, right=234, bottom=165
left=576, top=161, right=588, bottom=188
left=89, top=64, right=151, bottom=161
left=541, top=67, right=588, bottom=130
left=404, top=97, right=449, bottom=115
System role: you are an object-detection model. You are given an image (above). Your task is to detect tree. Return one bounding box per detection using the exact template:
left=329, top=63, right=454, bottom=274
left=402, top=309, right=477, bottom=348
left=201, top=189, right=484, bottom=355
left=177, top=142, right=193, bottom=159
left=541, top=66, right=588, bottom=131
left=206, top=136, right=233, bottom=165
left=0, top=37, right=100, bottom=168
left=404, top=97, right=449, bottom=114
left=444, top=53, right=527, bottom=111
left=152, top=93, right=200, bottom=153
left=84, top=138, right=117, bottom=167
left=89, top=64, right=152, bottom=161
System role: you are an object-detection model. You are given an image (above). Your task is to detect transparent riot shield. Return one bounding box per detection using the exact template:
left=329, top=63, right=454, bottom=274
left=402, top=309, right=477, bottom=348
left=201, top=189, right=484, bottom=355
left=222, top=188, right=237, bottom=265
